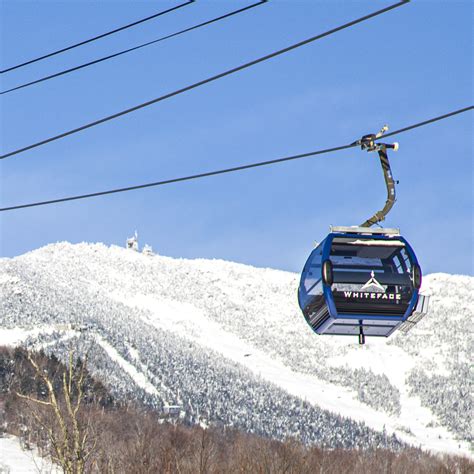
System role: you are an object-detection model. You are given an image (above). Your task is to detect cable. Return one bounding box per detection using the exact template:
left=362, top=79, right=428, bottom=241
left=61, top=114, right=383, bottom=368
left=0, top=145, right=354, bottom=212
left=382, top=106, right=473, bottom=138
left=0, top=1, right=409, bottom=160
left=1, top=106, right=471, bottom=213
left=0, top=1, right=194, bottom=74
left=1, top=1, right=268, bottom=95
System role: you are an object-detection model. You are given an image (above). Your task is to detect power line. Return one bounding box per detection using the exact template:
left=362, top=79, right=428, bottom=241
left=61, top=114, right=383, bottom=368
left=0, top=1, right=194, bottom=74
left=1, top=106, right=471, bottom=213
left=1, top=1, right=268, bottom=95
left=0, top=0, right=409, bottom=160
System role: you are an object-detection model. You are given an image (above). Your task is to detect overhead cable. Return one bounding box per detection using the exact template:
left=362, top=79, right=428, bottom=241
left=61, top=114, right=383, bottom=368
left=0, top=0, right=409, bottom=160
left=382, top=106, right=473, bottom=138
left=0, top=145, right=354, bottom=212
left=1, top=105, right=471, bottom=213
left=1, top=1, right=268, bottom=95
left=0, top=1, right=194, bottom=74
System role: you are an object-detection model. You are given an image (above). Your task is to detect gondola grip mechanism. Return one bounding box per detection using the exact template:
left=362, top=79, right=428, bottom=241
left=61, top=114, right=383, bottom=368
left=352, top=125, right=398, bottom=153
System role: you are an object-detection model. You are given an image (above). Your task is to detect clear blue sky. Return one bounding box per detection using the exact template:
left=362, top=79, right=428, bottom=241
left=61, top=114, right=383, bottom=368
left=1, top=0, right=472, bottom=275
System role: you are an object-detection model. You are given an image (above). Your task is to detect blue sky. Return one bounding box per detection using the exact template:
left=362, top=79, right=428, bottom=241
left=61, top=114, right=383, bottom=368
left=1, top=0, right=472, bottom=275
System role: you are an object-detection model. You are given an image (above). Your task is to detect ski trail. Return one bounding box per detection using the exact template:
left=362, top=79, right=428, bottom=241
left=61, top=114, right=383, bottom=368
left=111, top=293, right=472, bottom=457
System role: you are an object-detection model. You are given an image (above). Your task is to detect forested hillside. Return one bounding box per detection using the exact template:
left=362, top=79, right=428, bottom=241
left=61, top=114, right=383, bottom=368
left=1, top=242, right=472, bottom=457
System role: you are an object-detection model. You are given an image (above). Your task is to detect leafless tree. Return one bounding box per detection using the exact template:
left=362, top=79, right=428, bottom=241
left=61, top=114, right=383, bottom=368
left=16, top=351, right=96, bottom=474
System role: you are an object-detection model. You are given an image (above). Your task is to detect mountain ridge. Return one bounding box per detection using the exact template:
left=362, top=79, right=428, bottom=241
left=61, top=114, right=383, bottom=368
left=1, top=242, right=472, bottom=457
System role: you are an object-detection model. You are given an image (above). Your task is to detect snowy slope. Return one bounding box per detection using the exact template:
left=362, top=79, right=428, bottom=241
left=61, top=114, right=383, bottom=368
left=0, top=242, right=472, bottom=456
left=0, top=435, right=59, bottom=473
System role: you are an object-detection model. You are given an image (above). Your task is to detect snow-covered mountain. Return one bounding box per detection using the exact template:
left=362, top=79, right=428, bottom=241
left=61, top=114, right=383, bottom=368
left=1, top=243, right=472, bottom=457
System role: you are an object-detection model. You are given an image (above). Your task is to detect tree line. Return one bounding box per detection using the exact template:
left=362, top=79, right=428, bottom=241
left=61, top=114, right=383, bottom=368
left=0, top=346, right=472, bottom=474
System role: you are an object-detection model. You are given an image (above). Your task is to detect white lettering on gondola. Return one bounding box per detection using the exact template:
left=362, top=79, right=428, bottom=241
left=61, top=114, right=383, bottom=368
left=343, top=291, right=401, bottom=301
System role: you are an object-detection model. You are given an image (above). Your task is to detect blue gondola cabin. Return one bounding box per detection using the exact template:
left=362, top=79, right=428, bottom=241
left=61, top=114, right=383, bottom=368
left=298, top=226, right=429, bottom=344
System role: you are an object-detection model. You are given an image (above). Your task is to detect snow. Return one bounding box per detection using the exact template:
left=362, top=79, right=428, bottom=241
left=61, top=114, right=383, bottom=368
left=349, top=239, right=405, bottom=246
left=326, top=342, right=463, bottom=454
left=0, top=435, right=59, bottom=473
left=94, top=335, right=159, bottom=397
left=110, top=291, right=471, bottom=457
left=0, top=327, right=65, bottom=347
left=1, top=242, right=472, bottom=457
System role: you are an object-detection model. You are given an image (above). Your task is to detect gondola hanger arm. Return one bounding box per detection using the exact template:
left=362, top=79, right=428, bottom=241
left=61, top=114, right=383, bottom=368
left=353, top=125, right=399, bottom=228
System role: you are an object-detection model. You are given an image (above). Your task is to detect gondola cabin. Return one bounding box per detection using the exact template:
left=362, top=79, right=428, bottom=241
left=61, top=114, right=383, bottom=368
left=298, top=226, right=429, bottom=344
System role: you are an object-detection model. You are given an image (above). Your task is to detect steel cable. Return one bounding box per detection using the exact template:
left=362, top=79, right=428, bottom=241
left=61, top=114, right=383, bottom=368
left=0, top=1, right=409, bottom=160
left=0, top=1, right=194, bottom=74
left=1, top=1, right=267, bottom=95
left=1, top=106, right=471, bottom=212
